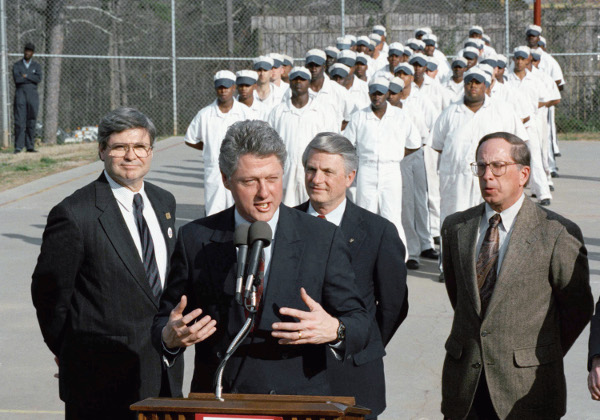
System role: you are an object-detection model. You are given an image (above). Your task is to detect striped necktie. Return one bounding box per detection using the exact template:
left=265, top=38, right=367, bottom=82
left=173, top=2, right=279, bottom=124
left=133, top=194, right=161, bottom=298
left=476, top=213, right=502, bottom=316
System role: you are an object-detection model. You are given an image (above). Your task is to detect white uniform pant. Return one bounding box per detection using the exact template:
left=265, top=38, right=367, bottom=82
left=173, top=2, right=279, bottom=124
left=356, top=160, right=407, bottom=255
left=525, top=124, right=552, bottom=201
left=547, top=106, right=559, bottom=173
left=282, top=160, right=308, bottom=207
left=204, top=163, right=234, bottom=216
left=401, top=148, right=433, bottom=261
left=423, top=146, right=441, bottom=238
left=439, top=170, right=483, bottom=227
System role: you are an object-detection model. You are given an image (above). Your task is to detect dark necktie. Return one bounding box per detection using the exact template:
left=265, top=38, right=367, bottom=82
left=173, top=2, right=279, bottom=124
left=133, top=194, right=162, bottom=298
left=476, top=213, right=502, bottom=316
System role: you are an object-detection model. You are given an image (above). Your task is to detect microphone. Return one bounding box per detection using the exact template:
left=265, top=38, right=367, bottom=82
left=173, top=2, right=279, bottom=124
left=243, top=221, right=273, bottom=301
left=234, top=224, right=250, bottom=305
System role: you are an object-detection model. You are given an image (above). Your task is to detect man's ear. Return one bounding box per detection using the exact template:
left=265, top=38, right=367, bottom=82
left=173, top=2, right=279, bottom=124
left=221, top=171, right=230, bottom=190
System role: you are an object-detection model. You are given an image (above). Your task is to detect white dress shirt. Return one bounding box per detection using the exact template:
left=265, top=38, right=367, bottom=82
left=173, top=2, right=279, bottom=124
left=476, top=194, right=525, bottom=274
left=307, top=199, right=347, bottom=226
left=105, top=171, right=168, bottom=287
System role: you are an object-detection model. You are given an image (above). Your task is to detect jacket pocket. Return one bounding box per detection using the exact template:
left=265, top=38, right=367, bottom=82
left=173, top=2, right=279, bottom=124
left=445, top=335, right=463, bottom=359
left=514, top=342, right=562, bottom=367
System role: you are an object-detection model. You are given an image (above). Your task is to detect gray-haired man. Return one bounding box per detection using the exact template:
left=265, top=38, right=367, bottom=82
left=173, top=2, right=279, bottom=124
left=295, top=133, right=408, bottom=419
left=153, top=120, right=369, bottom=396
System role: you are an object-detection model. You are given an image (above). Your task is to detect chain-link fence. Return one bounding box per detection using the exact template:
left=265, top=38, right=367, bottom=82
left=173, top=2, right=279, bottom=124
left=1, top=0, right=599, bottom=148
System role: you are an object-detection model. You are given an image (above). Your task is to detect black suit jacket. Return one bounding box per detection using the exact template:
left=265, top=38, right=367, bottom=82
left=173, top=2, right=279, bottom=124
left=297, top=200, right=408, bottom=415
left=13, top=59, right=42, bottom=91
left=152, top=204, right=369, bottom=396
left=32, top=173, right=183, bottom=408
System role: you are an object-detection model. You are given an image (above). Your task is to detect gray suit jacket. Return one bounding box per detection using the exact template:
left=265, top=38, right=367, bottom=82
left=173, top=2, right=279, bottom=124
left=440, top=197, right=592, bottom=419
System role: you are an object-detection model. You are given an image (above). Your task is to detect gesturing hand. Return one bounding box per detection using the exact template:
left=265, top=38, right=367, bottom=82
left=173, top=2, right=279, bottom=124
left=161, top=295, right=217, bottom=349
left=588, top=357, right=600, bottom=400
left=271, top=287, right=339, bottom=345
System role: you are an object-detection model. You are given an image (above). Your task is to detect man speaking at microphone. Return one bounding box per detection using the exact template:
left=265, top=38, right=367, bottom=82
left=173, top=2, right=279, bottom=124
left=152, top=120, right=369, bottom=396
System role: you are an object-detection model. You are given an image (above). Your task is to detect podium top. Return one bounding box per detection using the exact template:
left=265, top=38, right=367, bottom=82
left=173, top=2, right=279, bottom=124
left=131, top=393, right=371, bottom=417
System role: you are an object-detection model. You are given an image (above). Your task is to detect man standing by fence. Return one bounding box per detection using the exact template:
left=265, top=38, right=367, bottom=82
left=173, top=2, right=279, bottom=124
left=13, top=42, right=42, bottom=153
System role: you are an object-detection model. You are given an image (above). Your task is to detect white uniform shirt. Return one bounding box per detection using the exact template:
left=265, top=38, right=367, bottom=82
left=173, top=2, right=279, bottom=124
left=430, top=97, right=528, bottom=221
left=345, top=76, right=370, bottom=116
left=402, top=85, right=440, bottom=130
left=184, top=99, right=250, bottom=215
left=105, top=171, right=168, bottom=287
left=310, top=76, right=353, bottom=130
left=267, top=97, right=331, bottom=206
left=254, top=83, right=285, bottom=115
left=539, top=49, right=565, bottom=86
left=414, top=74, right=451, bottom=114
left=343, top=104, right=420, bottom=239
left=444, top=78, right=465, bottom=103
left=238, top=96, right=269, bottom=121
left=505, top=69, right=549, bottom=124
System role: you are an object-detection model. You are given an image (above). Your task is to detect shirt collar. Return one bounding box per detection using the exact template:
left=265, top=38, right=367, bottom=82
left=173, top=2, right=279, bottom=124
left=104, top=170, right=145, bottom=212
left=234, top=207, right=280, bottom=244
left=482, top=193, right=525, bottom=232
left=307, top=199, right=346, bottom=226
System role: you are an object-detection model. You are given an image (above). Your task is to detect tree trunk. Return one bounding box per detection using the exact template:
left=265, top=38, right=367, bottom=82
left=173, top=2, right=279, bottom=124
left=109, top=0, right=120, bottom=109
left=42, top=0, right=66, bottom=144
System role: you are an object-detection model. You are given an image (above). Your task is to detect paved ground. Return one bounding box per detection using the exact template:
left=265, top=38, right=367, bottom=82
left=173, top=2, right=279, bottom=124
left=0, top=138, right=598, bottom=419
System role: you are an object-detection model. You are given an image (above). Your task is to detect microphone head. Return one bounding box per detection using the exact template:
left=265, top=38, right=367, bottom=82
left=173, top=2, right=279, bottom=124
left=248, top=221, right=272, bottom=246
left=234, top=223, right=250, bottom=247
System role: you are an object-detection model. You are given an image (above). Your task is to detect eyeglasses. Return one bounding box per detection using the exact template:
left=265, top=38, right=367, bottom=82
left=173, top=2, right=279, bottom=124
left=107, top=143, right=153, bottom=158
left=470, top=161, right=518, bottom=177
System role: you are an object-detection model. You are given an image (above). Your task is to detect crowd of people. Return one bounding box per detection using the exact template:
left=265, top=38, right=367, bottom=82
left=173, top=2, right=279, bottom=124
left=185, top=23, right=565, bottom=274
left=30, top=21, right=597, bottom=420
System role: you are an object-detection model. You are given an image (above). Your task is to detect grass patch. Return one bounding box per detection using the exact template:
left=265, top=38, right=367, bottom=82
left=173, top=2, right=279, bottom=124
left=40, top=157, right=57, bottom=165
left=15, top=165, right=31, bottom=171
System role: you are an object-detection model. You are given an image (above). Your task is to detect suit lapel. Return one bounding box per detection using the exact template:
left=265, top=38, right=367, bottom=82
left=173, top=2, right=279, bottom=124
left=456, top=204, right=485, bottom=317
left=95, top=175, right=159, bottom=307
left=145, top=184, right=176, bottom=260
left=340, top=201, right=367, bottom=258
left=260, top=205, right=303, bottom=327
left=486, top=198, right=540, bottom=316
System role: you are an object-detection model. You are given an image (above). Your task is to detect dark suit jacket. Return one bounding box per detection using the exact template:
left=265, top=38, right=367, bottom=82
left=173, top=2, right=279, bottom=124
left=152, top=204, right=369, bottom=396
left=296, top=200, right=408, bottom=416
left=13, top=59, right=42, bottom=89
left=31, top=173, right=183, bottom=409
left=441, top=197, right=592, bottom=419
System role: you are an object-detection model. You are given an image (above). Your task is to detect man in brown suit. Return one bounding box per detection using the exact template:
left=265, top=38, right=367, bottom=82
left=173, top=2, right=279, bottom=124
left=441, top=132, right=592, bottom=419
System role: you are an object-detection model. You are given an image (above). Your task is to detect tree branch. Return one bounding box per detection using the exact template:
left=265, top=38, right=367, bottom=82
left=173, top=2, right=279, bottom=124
left=65, top=6, right=123, bottom=22
left=68, top=19, right=112, bottom=35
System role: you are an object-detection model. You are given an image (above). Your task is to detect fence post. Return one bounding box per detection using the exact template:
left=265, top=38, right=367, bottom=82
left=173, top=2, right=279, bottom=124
left=341, top=0, right=345, bottom=37
left=0, top=0, right=9, bottom=148
left=505, top=0, right=510, bottom=56
left=171, top=0, right=178, bottom=136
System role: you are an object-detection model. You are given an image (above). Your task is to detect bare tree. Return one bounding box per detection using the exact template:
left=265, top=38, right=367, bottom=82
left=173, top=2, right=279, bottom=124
left=42, top=0, right=65, bottom=144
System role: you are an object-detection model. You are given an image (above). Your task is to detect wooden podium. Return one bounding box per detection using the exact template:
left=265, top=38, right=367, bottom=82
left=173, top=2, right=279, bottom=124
left=131, top=392, right=371, bottom=420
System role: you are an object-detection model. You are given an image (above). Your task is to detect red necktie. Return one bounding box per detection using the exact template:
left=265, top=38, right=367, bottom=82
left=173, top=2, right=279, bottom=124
left=317, top=214, right=326, bottom=220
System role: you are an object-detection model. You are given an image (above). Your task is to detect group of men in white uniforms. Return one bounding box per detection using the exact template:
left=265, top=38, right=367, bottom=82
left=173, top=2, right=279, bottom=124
left=183, top=22, right=566, bottom=275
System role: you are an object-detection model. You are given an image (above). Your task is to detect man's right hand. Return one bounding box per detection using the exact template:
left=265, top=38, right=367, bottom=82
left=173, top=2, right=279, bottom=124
left=161, top=295, right=217, bottom=349
left=588, top=356, right=600, bottom=400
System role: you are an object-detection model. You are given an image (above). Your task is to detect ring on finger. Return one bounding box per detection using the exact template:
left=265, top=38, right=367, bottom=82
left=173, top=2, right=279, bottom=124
left=298, top=331, right=302, bottom=340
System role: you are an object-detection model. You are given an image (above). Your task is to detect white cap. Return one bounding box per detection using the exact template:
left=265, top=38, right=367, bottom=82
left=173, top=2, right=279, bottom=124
left=268, top=53, right=284, bottom=67
left=388, top=42, right=404, bottom=56
left=526, top=24, right=542, bottom=36
left=288, top=66, right=311, bottom=80
left=214, top=70, right=236, bottom=88
left=478, top=63, right=493, bottom=77
left=305, top=49, right=327, bottom=66
left=235, top=70, right=258, bottom=85
left=406, top=38, right=425, bottom=51
left=355, top=52, right=369, bottom=65
left=373, top=24, right=387, bottom=36
left=347, top=34, right=357, bottom=45
left=538, top=36, right=547, bottom=47
left=513, top=45, right=531, bottom=59
left=464, top=67, right=491, bottom=87
left=394, top=63, right=414, bottom=76
left=469, top=25, right=484, bottom=35
left=482, top=34, right=491, bottom=43
left=423, top=34, right=438, bottom=47
left=282, top=54, right=293, bottom=66
left=329, top=63, right=350, bottom=78
left=357, top=36, right=371, bottom=47
left=496, top=54, right=508, bottom=68
left=415, top=27, right=432, bottom=37
left=451, top=57, right=468, bottom=68
left=369, top=33, right=382, bottom=44
left=368, top=76, right=390, bottom=94
left=388, top=76, right=405, bottom=94
left=462, top=46, right=479, bottom=60
left=253, top=55, right=274, bottom=70
left=324, top=46, right=340, bottom=58
left=336, top=36, right=352, bottom=50
left=338, top=49, right=357, bottom=67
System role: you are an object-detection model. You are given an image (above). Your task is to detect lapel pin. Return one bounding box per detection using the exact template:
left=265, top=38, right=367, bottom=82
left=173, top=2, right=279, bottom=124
left=168, top=227, right=173, bottom=238
left=165, top=212, right=171, bottom=220
left=349, top=238, right=355, bottom=243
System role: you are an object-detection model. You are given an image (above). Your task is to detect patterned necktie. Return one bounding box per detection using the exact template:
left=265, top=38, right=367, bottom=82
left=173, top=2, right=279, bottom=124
left=133, top=194, right=162, bottom=298
left=476, top=213, right=502, bottom=316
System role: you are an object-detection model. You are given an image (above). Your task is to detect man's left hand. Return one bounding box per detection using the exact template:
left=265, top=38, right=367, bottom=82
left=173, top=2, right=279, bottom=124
left=271, top=287, right=339, bottom=345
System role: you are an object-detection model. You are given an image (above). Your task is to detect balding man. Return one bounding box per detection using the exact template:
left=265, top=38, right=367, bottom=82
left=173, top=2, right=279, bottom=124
left=441, top=132, right=592, bottom=419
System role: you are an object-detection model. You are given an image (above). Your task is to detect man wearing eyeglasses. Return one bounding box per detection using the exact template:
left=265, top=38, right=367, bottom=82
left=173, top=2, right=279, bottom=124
left=440, top=132, right=592, bottom=420
left=32, top=107, right=183, bottom=420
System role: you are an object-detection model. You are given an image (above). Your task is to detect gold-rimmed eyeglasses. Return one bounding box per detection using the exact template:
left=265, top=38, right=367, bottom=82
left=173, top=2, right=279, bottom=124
left=107, top=143, right=153, bottom=158
left=470, top=161, right=518, bottom=177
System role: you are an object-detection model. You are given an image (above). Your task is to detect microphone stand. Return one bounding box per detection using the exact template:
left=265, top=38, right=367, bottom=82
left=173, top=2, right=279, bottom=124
left=214, top=286, right=259, bottom=401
